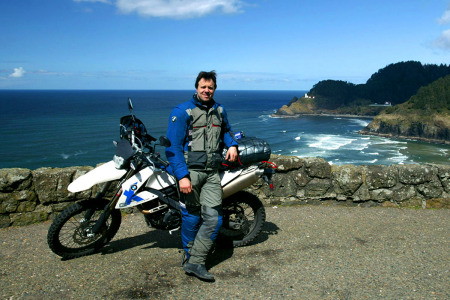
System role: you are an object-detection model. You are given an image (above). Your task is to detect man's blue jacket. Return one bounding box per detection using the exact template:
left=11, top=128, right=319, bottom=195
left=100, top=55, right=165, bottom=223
left=165, top=95, right=238, bottom=180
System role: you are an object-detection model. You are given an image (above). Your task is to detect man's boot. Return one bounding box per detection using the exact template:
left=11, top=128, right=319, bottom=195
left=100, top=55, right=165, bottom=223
left=183, top=263, right=215, bottom=281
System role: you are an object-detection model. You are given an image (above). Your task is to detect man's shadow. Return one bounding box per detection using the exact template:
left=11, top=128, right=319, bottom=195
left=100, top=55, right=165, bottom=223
left=205, top=221, right=280, bottom=268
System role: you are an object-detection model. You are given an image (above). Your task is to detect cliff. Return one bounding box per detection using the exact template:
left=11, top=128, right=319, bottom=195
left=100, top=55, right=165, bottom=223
left=272, top=96, right=385, bottom=117
left=360, top=75, right=450, bottom=144
left=273, top=97, right=315, bottom=117
left=1, top=156, right=449, bottom=228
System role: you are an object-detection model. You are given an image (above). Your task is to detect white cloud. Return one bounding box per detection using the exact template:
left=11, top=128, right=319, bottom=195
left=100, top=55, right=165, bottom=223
left=438, top=8, right=450, bottom=24
left=9, top=67, right=26, bottom=78
left=433, top=6, right=450, bottom=51
left=434, top=29, right=450, bottom=50
left=115, top=0, right=243, bottom=18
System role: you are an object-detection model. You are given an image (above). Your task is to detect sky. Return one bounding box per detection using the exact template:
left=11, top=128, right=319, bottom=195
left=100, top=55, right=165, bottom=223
left=1, top=0, right=450, bottom=90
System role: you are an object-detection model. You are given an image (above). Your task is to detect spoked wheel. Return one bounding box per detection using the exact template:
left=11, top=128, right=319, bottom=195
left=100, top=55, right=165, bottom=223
left=218, top=191, right=266, bottom=247
left=47, top=200, right=121, bottom=259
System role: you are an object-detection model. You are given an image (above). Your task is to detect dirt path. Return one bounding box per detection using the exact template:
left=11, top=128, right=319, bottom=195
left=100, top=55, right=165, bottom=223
left=1, top=205, right=449, bottom=299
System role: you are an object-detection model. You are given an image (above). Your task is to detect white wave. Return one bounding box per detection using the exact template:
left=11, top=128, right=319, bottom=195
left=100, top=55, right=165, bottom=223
left=258, top=115, right=270, bottom=122
left=60, top=150, right=87, bottom=160
left=350, top=119, right=370, bottom=127
left=74, top=150, right=86, bottom=156
left=387, top=152, right=408, bottom=164
left=291, top=150, right=298, bottom=153
left=375, top=138, right=407, bottom=145
left=438, top=148, right=449, bottom=156
left=367, top=152, right=379, bottom=155
left=349, top=142, right=371, bottom=151
left=281, top=130, right=287, bottom=133
left=309, top=135, right=356, bottom=150
left=296, top=150, right=327, bottom=158
left=294, top=136, right=300, bottom=140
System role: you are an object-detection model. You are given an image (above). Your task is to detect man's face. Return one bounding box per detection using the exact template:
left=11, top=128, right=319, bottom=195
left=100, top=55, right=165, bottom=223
left=196, top=78, right=215, bottom=102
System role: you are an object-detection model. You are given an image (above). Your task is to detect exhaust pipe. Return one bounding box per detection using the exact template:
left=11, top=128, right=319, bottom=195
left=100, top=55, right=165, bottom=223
left=222, top=168, right=264, bottom=199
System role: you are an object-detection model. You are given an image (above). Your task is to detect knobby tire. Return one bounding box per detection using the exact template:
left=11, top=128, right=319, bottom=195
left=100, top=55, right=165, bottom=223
left=47, top=200, right=122, bottom=259
left=218, top=191, right=266, bottom=247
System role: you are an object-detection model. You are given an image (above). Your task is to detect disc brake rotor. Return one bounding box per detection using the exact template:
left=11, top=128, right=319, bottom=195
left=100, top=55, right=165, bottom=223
left=72, top=221, right=98, bottom=245
left=227, top=204, right=250, bottom=232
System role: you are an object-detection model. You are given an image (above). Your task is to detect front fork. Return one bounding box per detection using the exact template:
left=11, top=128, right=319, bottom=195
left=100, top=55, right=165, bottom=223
left=85, top=166, right=136, bottom=236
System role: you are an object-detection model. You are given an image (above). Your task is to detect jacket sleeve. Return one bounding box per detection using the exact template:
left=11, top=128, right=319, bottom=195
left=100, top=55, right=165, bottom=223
left=221, top=106, right=238, bottom=148
left=165, top=107, right=189, bottom=181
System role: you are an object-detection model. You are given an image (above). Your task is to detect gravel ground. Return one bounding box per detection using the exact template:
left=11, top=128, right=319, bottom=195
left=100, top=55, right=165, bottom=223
left=1, top=205, right=449, bottom=299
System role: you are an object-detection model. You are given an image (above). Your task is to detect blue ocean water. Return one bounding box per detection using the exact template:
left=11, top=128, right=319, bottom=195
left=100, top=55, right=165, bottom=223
left=0, top=90, right=448, bottom=170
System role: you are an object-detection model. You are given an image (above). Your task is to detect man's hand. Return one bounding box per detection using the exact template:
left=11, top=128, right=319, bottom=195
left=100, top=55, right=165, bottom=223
left=179, top=177, right=192, bottom=194
left=225, top=146, right=238, bottom=162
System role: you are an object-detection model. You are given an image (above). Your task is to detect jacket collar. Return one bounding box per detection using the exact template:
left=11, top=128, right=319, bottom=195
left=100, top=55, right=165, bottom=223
left=193, top=93, right=216, bottom=109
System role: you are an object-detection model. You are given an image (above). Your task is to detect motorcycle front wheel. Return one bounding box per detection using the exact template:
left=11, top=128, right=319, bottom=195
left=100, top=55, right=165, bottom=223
left=218, top=191, right=266, bottom=247
left=47, top=200, right=122, bottom=259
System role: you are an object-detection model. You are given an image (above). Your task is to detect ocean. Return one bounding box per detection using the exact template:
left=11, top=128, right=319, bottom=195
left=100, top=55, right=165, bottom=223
left=0, top=90, right=448, bottom=170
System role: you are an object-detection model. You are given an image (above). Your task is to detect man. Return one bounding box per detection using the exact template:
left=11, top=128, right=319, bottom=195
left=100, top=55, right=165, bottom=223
left=166, top=71, right=238, bottom=281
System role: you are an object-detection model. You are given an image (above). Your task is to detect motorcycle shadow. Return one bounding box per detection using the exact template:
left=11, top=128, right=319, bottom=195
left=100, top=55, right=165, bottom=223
left=99, top=220, right=280, bottom=267
left=100, top=228, right=182, bottom=256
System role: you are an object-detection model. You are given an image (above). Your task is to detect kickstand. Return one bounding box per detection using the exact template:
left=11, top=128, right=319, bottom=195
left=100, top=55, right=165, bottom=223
left=180, top=250, right=188, bottom=267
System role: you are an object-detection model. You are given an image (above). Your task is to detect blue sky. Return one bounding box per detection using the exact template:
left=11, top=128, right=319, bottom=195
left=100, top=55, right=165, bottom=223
left=1, top=0, right=449, bottom=90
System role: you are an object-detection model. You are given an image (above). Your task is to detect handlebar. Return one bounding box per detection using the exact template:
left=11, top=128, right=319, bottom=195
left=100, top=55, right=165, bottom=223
left=119, top=100, right=171, bottom=169
left=152, top=154, right=170, bottom=168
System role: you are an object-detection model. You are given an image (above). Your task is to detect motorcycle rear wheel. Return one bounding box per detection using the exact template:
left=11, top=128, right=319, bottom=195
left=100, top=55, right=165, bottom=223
left=218, top=191, right=266, bottom=247
left=47, top=200, right=122, bottom=259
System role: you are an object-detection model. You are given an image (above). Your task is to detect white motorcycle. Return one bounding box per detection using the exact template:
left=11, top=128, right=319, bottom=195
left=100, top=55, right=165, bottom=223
left=47, top=98, right=275, bottom=259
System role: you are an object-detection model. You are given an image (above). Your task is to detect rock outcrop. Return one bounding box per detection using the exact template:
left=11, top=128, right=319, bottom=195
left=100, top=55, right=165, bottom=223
left=359, top=113, right=449, bottom=144
left=360, top=75, right=450, bottom=144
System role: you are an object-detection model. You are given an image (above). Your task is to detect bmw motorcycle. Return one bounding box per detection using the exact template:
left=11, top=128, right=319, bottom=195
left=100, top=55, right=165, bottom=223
left=47, top=98, right=276, bottom=259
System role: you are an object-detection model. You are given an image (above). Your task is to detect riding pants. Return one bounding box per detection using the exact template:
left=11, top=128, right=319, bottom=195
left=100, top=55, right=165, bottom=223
left=180, top=169, right=223, bottom=265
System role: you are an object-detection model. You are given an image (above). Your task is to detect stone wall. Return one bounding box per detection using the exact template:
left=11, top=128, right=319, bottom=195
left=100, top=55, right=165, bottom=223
left=1, top=155, right=449, bottom=228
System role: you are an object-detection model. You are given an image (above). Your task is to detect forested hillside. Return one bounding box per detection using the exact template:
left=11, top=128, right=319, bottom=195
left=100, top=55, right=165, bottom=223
left=360, top=74, right=450, bottom=143
left=309, top=61, right=450, bottom=109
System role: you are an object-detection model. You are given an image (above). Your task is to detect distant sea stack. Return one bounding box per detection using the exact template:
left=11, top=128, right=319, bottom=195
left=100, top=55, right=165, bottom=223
left=359, top=75, right=450, bottom=145
left=272, top=95, right=315, bottom=117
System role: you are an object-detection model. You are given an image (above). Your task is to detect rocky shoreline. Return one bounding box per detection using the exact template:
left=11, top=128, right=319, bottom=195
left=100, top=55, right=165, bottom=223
left=271, top=111, right=449, bottom=145
left=359, top=113, right=450, bottom=145
left=358, top=130, right=450, bottom=145
left=271, top=112, right=375, bottom=119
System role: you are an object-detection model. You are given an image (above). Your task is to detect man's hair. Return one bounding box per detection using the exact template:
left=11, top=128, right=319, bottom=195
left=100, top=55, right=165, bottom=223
left=195, top=71, right=217, bottom=89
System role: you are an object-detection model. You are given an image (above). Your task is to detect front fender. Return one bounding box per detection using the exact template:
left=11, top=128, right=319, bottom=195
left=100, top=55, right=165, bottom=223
left=68, top=161, right=127, bottom=193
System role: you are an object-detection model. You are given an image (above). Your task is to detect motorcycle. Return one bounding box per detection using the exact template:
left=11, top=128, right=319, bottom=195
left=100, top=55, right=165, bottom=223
left=47, top=98, right=276, bottom=259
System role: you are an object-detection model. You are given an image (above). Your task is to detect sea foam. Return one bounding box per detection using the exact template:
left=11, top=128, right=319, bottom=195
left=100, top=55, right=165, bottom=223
left=309, top=135, right=356, bottom=150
